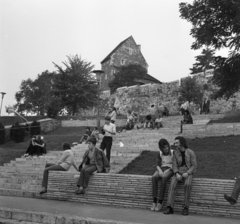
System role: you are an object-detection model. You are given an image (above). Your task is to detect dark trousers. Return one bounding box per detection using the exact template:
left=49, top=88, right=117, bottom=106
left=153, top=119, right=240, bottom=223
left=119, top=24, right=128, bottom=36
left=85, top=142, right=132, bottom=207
left=42, top=163, right=65, bottom=188
left=100, top=136, right=113, bottom=162
left=232, top=176, right=240, bottom=202
left=77, top=165, right=97, bottom=189
left=152, top=169, right=173, bottom=201
left=166, top=174, right=193, bottom=208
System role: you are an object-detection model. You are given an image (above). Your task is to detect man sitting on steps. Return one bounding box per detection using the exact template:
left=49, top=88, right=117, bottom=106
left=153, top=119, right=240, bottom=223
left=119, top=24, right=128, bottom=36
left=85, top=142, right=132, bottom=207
left=164, top=136, right=197, bottom=216
left=75, top=137, right=110, bottom=195
left=224, top=176, right=240, bottom=205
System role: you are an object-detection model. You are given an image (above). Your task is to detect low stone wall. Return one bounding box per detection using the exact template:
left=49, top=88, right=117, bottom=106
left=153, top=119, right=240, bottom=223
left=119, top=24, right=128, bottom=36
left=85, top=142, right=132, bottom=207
left=183, top=122, right=240, bottom=138
left=3, top=118, right=61, bottom=142
left=62, top=119, right=126, bottom=127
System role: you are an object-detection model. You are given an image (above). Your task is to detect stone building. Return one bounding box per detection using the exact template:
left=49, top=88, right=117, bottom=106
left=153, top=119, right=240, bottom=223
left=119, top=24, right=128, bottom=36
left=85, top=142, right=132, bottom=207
left=100, top=36, right=149, bottom=90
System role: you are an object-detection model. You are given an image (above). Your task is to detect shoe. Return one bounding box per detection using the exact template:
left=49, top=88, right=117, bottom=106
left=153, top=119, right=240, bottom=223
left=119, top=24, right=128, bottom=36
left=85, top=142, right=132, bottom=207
left=182, top=207, right=189, bottom=216
left=150, top=203, right=156, bottom=211
left=163, top=206, right=174, bottom=215
left=40, top=189, right=47, bottom=194
left=224, top=194, right=237, bottom=205
left=75, top=188, right=85, bottom=195
left=155, top=203, right=163, bottom=211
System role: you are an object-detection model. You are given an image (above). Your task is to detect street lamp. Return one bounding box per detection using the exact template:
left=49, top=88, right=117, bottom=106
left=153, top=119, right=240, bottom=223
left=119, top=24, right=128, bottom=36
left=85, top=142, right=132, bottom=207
left=92, top=70, right=105, bottom=130
left=0, top=92, right=6, bottom=116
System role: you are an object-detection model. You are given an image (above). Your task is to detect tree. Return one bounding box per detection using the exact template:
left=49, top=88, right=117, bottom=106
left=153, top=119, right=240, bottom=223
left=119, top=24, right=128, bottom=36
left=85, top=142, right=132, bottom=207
left=108, top=64, right=148, bottom=94
left=15, top=71, right=56, bottom=115
left=179, top=77, right=204, bottom=106
left=53, top=55, right=97, bottom=115
left=190, top=48, right=215, bottom=74
left=180, top=0, right=240, bottom=98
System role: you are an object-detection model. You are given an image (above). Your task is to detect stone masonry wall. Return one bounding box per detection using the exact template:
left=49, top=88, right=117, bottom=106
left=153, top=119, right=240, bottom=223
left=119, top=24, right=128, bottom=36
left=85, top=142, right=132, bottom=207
left=80, top=70, right=240, bottom=116
left=182, top=123, right=240, bottom=138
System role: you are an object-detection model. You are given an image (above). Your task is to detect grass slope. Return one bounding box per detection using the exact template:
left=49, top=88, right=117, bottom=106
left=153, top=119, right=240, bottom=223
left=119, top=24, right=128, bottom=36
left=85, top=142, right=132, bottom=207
left=119, top=135, right=240, bottom=179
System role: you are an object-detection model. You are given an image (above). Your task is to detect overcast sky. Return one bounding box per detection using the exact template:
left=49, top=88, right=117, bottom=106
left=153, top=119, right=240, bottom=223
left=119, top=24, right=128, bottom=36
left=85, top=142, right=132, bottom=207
left=0, top=0, right=228, bottom=115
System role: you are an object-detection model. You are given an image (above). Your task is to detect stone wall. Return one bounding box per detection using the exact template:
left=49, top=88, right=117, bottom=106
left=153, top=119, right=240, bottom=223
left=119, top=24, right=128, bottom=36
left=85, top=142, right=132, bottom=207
left=182, top=123, right=240, bottom=138
left=62, top=119, right=126, bottom=127
left=80, top=70, right=240, bottom=116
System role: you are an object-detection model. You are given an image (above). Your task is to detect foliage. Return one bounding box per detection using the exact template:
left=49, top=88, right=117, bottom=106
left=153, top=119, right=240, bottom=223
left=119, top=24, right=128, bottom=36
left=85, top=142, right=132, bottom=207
left=15, top=70, right=56, bottom=115
left=180, top=0, right=240, bottom=98
left=108, top=64, right=148, bottom=94
left=190, top=48, right=215, bottom=74
left=10, top=122, right=26, bottom=143
left=178, top=77, right=204, bottom=106
left=53, top=55, right=98, bottom=115
left=30, top=120, right=41, bottom=137
left=0, top=122, right=5, bottom=144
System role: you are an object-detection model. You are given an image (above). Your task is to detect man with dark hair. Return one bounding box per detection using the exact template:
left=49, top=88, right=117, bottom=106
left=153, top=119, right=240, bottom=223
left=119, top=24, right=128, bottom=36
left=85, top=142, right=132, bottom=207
left=75, top=137, right=110, bottom=195
left=224, top=177, right=240, bottom=205
left=164, top=136, right=197, bottom=216
left=100, top=116, right=116, bottom=162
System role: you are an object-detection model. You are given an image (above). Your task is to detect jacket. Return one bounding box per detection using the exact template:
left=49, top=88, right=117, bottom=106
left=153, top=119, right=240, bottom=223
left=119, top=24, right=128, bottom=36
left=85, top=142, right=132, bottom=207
left=172, top=148, right=197, bottom=175
left=79, top=147, right=110, bottom=173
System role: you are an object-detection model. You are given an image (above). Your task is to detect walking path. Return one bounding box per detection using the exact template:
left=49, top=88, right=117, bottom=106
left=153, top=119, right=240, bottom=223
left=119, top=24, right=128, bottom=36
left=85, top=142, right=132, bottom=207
left=0, top=196, right=239, bottom=224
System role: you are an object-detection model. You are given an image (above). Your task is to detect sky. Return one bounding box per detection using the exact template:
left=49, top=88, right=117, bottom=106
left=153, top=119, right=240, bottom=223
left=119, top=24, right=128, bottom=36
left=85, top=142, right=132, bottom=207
left=0, top=0, right=229, bottom=115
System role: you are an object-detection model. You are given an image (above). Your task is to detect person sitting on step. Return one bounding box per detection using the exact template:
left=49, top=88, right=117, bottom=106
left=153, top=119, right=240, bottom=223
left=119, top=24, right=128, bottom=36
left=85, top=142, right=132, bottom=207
left=154, top=115, right=163, bottom=129
left=91, top=127, right=100, bottom=141
left=75, top=137, right=110, bottom=195
left=118, top=110, right=134, bottom=132
left=79, top=127, right=91, bottom=144
left=224, top=176, right=240, bottom=205
left=164, top=136, right=197, bottom=216
left=39, top=142, right=78, bottom=194
left=143, top=114, right=154, bottom=129
left=151, top=138, right=174, bottom=212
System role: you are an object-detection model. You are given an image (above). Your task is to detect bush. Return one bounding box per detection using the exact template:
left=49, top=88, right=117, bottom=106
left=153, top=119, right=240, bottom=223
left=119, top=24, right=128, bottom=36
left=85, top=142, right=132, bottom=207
left=10, top=122, right=25, bottom=143
left=0, top=122, right=5, bottom=144
left=30, top=120, right=41, bottom=137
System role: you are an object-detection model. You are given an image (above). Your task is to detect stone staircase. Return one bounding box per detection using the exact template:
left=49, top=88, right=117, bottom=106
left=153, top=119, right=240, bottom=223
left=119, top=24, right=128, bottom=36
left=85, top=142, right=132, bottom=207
left=1, top=113, right=235, bottom=221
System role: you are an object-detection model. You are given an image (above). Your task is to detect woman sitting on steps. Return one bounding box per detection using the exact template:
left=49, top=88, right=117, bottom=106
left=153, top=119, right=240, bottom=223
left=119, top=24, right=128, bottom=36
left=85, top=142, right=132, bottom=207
left=39, top=142, right=78, bottom=194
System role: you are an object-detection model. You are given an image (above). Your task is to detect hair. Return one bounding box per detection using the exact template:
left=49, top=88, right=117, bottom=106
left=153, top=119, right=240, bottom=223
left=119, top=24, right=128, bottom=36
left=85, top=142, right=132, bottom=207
left=87, top=137, right=97, bottom=145
left=175, top=136, right=188, bottom=149
left=86, top=127, right=90, bottom=130
left=62, top=142, right=71, bottom=150
left=158, top=138, right=171, bottom=155
left=127, top=110, right=131, bottom=114
left=94, top=127, right=98, bottom=130
left=112, top=107, right=117, bottom=112
left=105, top=116, right=111, bottom=121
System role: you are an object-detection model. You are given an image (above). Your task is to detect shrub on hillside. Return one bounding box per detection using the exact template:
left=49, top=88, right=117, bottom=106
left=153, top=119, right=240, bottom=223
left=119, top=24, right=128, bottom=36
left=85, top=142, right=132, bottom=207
left=10, top=122, right=25, bottom=143
left=30, top=120, right=41, bottom=137
left=0, top=122, right=5, bottom=144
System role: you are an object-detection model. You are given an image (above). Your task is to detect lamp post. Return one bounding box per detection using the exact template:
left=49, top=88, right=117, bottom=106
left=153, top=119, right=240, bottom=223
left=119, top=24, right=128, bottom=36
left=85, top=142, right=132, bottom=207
left=92, top=70, right=105, bottom=130
left=0, top=92, right=6, bottom=116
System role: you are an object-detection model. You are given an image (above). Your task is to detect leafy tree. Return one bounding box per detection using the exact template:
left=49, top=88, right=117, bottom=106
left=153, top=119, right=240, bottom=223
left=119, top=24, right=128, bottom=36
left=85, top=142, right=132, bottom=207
left=15, top=71, right=56, bottom=115
left=180, top=0, right=240, bottom=98
left=108, top=64, right=148, bottom=94
left=179, top=77, right=204, bottom=106
left=53, top=55, right=97, bottom=115
left=190, top=48, right=215, bottom=74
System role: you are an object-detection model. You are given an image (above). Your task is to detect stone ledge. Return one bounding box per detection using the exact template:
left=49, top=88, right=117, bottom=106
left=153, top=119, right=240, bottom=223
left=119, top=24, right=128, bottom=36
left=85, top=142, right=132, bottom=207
left=0, top=207, right=141, bottom=224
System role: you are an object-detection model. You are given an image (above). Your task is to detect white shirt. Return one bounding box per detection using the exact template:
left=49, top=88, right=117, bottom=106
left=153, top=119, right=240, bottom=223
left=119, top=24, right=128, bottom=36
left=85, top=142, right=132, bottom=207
left=57, top=150, right=77, bottom=171
left=103, top=123, right=116, bottom=137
